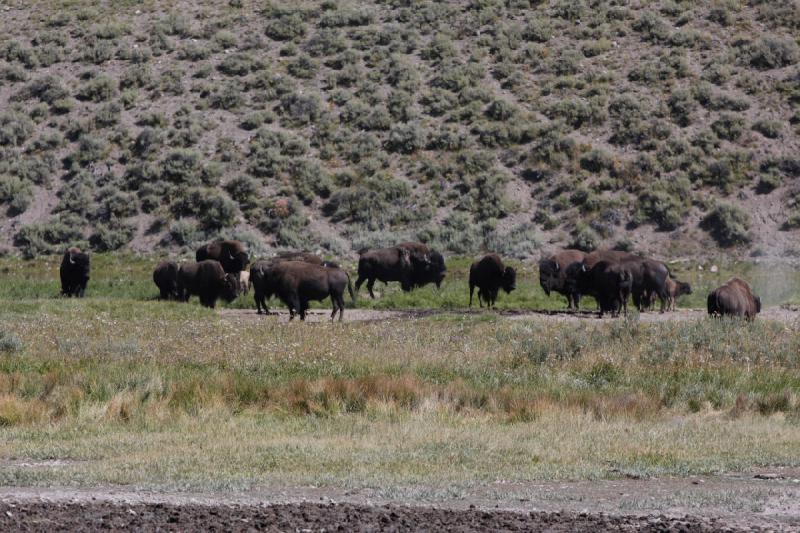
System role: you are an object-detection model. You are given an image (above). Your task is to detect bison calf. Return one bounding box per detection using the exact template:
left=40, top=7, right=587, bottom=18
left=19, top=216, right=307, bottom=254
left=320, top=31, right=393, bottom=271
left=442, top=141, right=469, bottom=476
left=469, top=254, right=516, bottom=308
left=153, top=260, right=180, bottom=300
left=60, top=247, right=90, bottom=298
left=665, top=276, right=692, bottom=312
left=707, top=277, right=761, bottom=320
left=177, top=260, right=239, bottom=308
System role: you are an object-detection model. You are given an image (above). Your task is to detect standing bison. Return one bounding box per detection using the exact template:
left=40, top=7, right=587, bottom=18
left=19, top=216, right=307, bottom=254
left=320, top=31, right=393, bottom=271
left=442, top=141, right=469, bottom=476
left=355, top=246, right=415, bottom=298
left=469, top=254, right=516, bottom=308
left=177, top=260, right=239, bottom=308
left=539, top=249, right=586, bottom=309
left=153, top=260, right=180, bottom=300
left=664, top=276, right=692, bottom=311
left=59, top=247, right=90, bottom=297
left=707, top=277, right=761, bottom=320
left=397, top=242, right=447, bottom=289
left=252, top=260, right=354, bottom=320
left=569, top=260, right=633, bottom=317
left=196, top=240, right=249, bottom=274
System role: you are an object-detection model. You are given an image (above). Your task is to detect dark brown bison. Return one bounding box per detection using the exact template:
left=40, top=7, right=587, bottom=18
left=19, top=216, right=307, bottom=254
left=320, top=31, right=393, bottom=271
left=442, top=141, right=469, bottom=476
left=397, top=242, right=447, bottom=288
left=177, top=260, right=239, bottom=308
left=195, top=240, right=249, bottom=274
left=469, top=254, right=516, bottom=308
left=253, top=260, right=354, bottom=321
left=59, top=247, right=90, bottom=297
left=153, top=260, right=180, bottom=300
left=538, top=249, right=586, bottom=309
left=570, top=260, right=633, bottom=317
left=354, top=246, right=414, bottom=298
left=707, top=277, right=761, bottom=320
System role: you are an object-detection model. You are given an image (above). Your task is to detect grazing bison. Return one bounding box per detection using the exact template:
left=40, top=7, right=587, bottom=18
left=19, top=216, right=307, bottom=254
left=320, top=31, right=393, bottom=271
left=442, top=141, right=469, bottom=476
left=538, top=249, right=586, bottom=309
left=469, top=254, right=516, bottom=308
left=238, top=270, right=250, bottom=296
left=153, top=260, right=180, bottom=300
left=707, top=277, right=761, bottom=320
left=177, top=260, right=239, bottom=308
left=195, top=240, right=249, bottom=274
left=355, top=246, right=414, bottom=298
left=256, top=260, right=354, bottom=321
left=570, top=260, right=633, bottom=317
left=664, top=276, right=692, bottom=312
left=575, top=251, right=671, bottom=312
left=59, top=247, right=90, bottom=297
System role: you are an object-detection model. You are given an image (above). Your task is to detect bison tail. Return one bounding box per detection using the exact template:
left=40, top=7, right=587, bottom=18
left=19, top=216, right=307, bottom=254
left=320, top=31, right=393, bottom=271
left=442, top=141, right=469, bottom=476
left=346, top=273, right=356, bottom=305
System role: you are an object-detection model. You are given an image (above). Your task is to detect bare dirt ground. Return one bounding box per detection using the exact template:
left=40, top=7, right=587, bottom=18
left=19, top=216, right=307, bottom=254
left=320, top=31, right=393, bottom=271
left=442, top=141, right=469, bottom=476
left=220, top=305, right=800, bottom=325
left=1, top=470, right=799, bottom=531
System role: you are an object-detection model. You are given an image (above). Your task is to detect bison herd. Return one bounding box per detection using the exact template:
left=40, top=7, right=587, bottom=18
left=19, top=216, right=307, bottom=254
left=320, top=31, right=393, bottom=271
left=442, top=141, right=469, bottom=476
left=57, top=240, right=763, bottom=321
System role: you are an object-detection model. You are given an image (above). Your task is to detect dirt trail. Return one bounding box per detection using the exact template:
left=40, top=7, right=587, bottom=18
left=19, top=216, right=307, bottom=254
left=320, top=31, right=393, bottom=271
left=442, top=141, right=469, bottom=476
left=1, top=470, right=799, bottom=531
left=220, top=305, right=800, bottom=325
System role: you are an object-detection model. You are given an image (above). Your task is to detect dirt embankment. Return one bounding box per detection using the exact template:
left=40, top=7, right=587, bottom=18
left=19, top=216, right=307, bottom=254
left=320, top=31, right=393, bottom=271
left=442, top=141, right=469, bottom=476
left=0, top=500, right=776, bottom=532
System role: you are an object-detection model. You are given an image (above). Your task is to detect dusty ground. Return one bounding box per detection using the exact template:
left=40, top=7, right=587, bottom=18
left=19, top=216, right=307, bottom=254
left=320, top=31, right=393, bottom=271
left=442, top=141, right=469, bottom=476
left=1, top=470, right=799, bottom=531
left=220, top=305, right=800, bottom=324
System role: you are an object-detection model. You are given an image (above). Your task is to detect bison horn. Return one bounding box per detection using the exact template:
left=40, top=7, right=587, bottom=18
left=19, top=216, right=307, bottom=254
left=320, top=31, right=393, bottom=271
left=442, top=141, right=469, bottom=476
left=68, top=251, right=75, bottom=264
left=554, top=262, right=560, bottom=272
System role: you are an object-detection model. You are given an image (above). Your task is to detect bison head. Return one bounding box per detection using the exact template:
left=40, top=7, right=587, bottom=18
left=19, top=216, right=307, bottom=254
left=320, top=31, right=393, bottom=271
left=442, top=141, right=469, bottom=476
left=676, top=281, right=692, bottom=297
left=221, top=274, right=240, bottom=303
left=502, top=266, right=517, bottom=294
left=227, top=250, right=250, bottom=272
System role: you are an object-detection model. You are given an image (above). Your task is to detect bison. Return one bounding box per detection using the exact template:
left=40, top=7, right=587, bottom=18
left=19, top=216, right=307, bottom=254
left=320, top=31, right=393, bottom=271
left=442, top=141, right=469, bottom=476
left=153, top=260, right=180, bottom=300
left=195, top=240, right=249, bottom=274
left=468, top=254, right=516, bottom=308
left=177, top=260, right=239, bottom=308
left=707, top=277, right=761, bottom=320
left=538, top=249, right=586, bottom=309
left=569, top=260, right=633, bottom=317
left=354, top=246, right=415, bottom=298
left=59, top=247, right=90, bottom=297
left=664, top=276, right=692, bottom=311
left=398, top=242, right=446, bottom=288
left=253, top=260, right=354, bottom=321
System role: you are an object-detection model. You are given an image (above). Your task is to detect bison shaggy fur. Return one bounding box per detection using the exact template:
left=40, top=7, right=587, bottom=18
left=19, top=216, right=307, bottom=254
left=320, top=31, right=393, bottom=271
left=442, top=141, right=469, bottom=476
left=177, top=260, right=239, bottom=308
left=60, top=247, right=90, bottom=298
left=469, top=253, right=516, bottom=308
left=707, top=277, right=761, bottom=320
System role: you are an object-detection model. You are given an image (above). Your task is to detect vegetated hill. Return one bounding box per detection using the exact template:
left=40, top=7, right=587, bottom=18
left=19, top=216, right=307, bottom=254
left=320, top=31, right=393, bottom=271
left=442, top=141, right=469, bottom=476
left=0, top=1, right=798, bottom=261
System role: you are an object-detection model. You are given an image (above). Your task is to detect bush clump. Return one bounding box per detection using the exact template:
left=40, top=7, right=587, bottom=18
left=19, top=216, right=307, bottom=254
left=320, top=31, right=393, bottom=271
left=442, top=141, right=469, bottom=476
left=702, top=203, right=752, bottom=247
left=744, top=36, right=800, bottom=70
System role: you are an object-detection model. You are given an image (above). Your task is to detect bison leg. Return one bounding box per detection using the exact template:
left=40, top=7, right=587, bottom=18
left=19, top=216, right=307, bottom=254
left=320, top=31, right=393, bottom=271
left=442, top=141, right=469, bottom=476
left=299, top=298, right=310, bottom=321
left=469, top=283, right=475, bottom=307
left=366, top=278, right=376, bottom=299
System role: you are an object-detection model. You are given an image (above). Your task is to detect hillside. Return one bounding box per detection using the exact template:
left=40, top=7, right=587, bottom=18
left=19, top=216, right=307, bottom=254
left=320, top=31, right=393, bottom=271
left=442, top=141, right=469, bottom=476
left=0, top=0, right=798, bottom=261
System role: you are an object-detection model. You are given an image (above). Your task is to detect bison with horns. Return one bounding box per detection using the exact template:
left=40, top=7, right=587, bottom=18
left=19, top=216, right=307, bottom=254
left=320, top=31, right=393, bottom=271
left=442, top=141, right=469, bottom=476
left=250, top=260, right=354, bottom=320
left=60, top=247, right=90, bottom=298
left=153, top=260, right=180, bottom=300
left=195, top=240, right=249, bottom=274
left=707, top=277, right=761, bottom=320
left=468, top=253, right=516, bottom=308
left=177, top=260, right=239, bottom=308
left=355, top=242, right=445, bottom=299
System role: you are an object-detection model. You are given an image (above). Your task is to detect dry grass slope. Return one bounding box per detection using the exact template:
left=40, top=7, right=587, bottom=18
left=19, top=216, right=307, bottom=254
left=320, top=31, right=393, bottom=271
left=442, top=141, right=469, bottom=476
left=0, top=1, right=798, bottom=260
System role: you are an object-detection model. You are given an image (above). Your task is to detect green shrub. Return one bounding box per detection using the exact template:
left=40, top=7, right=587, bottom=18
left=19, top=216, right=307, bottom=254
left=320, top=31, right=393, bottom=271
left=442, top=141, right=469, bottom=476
left=288, top=159, right=333, bottom=204
left=0, top=330, right=23, bottom=354
left=171, top=187, right=238, bottom=230
left=90, top=219, right=136, bottom=251
left=179, top=42, right=212, bottom=61
left=94, top=188, right=139, bottom=221
left=570, top=223, right=599, bottom=252
left=632, top=11, right=670, bottom=42
left=76, top=75, right=117, bottom=102
left=14, top=75, right=68, bottom=104
left=752, top=119, right=782, bottom=139
left=580, top=149, right=613, bottom=173
left=711, top=114, right=745, bottom=141
left=668, top=89, right=696, bottom=127
left=0, top=112, right=34, bottom=146
left=166, top=219, right=202, bottom=246
left=522, top=16, right=552, bottom=42
left=582, top=38, right=612, bottom=57
left=264, top=8, right=307, bottom=41
left=702, top=203, right=751, bottom=247
left=287, top=54, right=318, bottom=79
left=69, top=135, right=109, bottom=167
left=745, top=36, right=800, bottom=70
left=14, top=214, right=86, bottom=258
left=279, top=93, right=321, bottom=126
left=386, top=122, right=425, bottom=154
left=0, top=175, right=33, bottom=215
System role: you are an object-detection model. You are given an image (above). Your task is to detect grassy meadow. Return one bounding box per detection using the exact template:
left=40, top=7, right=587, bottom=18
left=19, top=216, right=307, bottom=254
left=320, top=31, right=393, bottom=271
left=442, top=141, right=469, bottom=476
left=0, top=254, right=799, bottom=492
